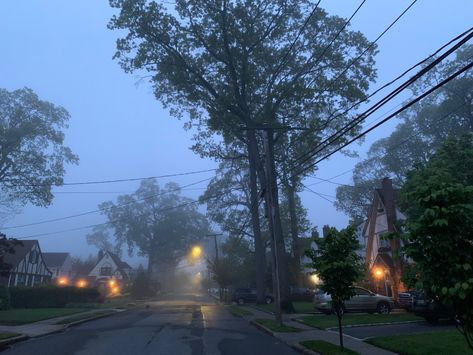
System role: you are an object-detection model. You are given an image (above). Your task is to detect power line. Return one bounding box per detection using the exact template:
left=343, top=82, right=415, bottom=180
left=290, top=28, right=473, bottom=177
left=3, top=177, right=214, bottom=230
left=296, top=58, right=473, bottom=177
left=15, top=186, right=243, bottom=240
left=292, top=24, right=473, bottom=168
left=4, top=168, right=217, bottom=188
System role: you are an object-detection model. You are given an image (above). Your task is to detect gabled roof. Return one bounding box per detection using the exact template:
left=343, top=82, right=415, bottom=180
left=108, top=252, right=132, bottom=270
left=42, top=252, right=70, bottom=268
left=1, top=240, right=38, bottom=268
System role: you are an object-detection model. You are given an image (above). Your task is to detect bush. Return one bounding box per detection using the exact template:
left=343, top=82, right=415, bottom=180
left=0, top=287, right=11, bottom=310
left=10, top=286, right=100, bottom=308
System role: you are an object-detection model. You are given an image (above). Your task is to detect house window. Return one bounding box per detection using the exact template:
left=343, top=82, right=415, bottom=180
left=29, top=251, right=39, bottom=264
left=16, top=274, right=26, bottom=286
left=33, top=275, right=42, bottom=285
left=100, top=264, right=112, bottom=276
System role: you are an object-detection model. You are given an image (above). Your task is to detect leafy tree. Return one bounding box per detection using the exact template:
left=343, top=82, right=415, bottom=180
left=305, top=226, right=364, bottom=350
left=88, top=179, right=210, bottom=290
left=86, top=224, right=122, bottom=256
left=336, top=45, right=473, bottom=221
left=70, top=255, right=97, bottom=279
left=0, top=87, right=78, bottom=210
left=109, top=0, right=377, bottom=310
left=400, top=135, right=473, bottom=349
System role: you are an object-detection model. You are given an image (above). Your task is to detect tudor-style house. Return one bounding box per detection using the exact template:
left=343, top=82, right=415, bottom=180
left=88, top=250, right=132, bottom=288
left=359, top=178, right=406, bottom=300
left=0, top=240, right=52, bottom=287
left=42, top=252, right=73, bottom=280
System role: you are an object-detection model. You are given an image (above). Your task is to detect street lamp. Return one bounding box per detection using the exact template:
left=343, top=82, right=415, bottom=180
left=191, top=245, right=202, bottom=259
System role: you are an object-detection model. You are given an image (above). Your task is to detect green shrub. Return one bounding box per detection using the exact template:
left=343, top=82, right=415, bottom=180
left=10, top=286, right=100, bottom=308
left=0, top=287, right=11, bottom=310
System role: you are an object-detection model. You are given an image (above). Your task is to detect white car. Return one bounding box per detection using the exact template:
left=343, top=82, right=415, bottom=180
left=313, top=286, right=394, bottom=315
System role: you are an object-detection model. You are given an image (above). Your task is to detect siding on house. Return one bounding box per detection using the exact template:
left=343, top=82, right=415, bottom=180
left=0, top=240, right=53, bottom=287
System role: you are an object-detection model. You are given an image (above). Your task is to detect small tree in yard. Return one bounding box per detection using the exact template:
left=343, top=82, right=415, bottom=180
left=306, top=226, right=364, bottom=351
left=401, top=135, right=473, bottom=350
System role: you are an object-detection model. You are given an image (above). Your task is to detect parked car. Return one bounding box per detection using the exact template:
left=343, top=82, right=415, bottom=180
left=313, top=286, right=394, bottom=315
left=231, top=288, right=273, bottom=305
left=411, top=292, right=454, bottom=323
left=289, top=287, right=316, bottom=302
left=398, top=290, right=423, bottom=311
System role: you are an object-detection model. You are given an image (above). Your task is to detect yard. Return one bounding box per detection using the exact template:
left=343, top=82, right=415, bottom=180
left=0, top=308, right=89, bottom=325
left=254, top=318, right=301, bottom=333
left=301, top=340, right=360, bottom=355
left=298, top=313, right=422, bottom=329
left=366, top=330, right=471, bottom=355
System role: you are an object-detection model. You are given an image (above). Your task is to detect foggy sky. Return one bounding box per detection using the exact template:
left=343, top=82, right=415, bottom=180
left=1, top=0, right=472, bottom=266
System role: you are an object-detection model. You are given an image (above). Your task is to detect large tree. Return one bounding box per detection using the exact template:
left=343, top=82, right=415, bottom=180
left=87, top=180, right=210, bottom=290
left=336, top=45, right=473, bottom=222
left=0, top=87, right=78, bottom=211
left=109, top=0, right=377, bottom=312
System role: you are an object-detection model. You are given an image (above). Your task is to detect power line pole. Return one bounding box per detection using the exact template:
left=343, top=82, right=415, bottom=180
left=207, top=233, right=223, bottom=300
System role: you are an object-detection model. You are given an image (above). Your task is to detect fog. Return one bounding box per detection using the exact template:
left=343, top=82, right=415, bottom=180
left=0, top=0, right=471, bottom=271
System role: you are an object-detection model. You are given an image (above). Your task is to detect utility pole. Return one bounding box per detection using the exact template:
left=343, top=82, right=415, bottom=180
left=263, top=127, right=282, bottom=325
left=207, top=233, right=223, bottom=300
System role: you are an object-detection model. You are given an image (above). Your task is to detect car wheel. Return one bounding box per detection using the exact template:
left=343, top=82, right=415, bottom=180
left=265, top=297, right=273, bottom=304
left=377, top=302, right=390, bottom=314
left=237, top=298, right=245, bottom=305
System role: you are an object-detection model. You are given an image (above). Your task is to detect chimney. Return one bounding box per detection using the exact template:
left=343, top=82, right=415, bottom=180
left=381, top=178, right=396, bottom=232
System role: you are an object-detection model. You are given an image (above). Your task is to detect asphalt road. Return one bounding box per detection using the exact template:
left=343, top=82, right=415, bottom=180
left=2, top=293, right=297, bottom=355
left=341, top=320, right=455, bottom=340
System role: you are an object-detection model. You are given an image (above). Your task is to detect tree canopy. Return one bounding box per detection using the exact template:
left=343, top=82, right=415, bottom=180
left=87, top=180, right=210, bottom=281
left=400, top=134, right=473, bottom=350
left=0, top=87, right=78, bottom=210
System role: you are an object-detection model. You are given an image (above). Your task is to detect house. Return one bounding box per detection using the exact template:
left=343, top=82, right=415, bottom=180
left=362, top=178, right=406, bottom=299
left=0, top=240, right=52, bottom=287
left=88, top=250, right=132, bottom=291
left=42, top=252, right=72, bottom=280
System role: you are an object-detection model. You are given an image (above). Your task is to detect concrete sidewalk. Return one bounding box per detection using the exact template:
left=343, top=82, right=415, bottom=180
left=238, top=306, right=396, bottom=355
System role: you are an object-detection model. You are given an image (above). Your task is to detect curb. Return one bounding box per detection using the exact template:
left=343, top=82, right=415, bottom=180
left=63, top=309, right=123, bottom=329
left=293, top=317, right=423, bottom=330
left=249, top=320, right=319, bottom=355
left=0, top=335, right=29, bottom=348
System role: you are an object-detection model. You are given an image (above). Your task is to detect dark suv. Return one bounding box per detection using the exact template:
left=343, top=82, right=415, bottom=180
left=231, top=288, right=273, bottom=305
left=411, top=292, right=454, bottom=323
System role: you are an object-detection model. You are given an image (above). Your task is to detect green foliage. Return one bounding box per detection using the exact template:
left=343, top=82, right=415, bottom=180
left=336, top=45, right=473, bottom=221
left=10, top=286, right=100, bottom=308
left=306, top=226, right=364, bottom=350
left=301, top=340, right=360, bottom=355
left=400, top=134, right=473, bottom=349
left=87, top=179, right=210, bottom=274
left=0, top=286, right=10, bottom=310
left=0, top=87, right=78, bottom=208
left=131, top=267, right=154, bottom=298
left=207, top=236, right=255, bottom=290
left=306, top=226, right=364, bottom=311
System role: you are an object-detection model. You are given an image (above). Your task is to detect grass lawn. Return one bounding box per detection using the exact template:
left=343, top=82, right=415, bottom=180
left=56, top=310, right=117, bottom=325
left=0, top=308, right=89, bottom=325
left=0, top=332, right=20, bottom=340
left=299, top=313, right=422, bottom=329
left=366, top=330, right=471, bottom=355
left=301, top=340, right=360, bottom=355
left=227, top=305, right=253, bottom=318
left=255, top=301, right=314, bottom=314
left=254, top=318, right=301, bottom=332
left=66, top=297, right=134, bottom=309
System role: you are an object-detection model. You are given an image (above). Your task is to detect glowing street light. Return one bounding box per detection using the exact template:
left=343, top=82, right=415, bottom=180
left=373, top=267, right=384, bottom=279
left=191, top=245, right=202, bottom=259
left=310, top=274, right=321, bottom=285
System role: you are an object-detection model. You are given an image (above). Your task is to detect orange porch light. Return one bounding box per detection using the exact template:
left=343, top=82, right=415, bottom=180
left=76, top=279, right=87, bottom=288
left=57, top=277, right=68, bottom=286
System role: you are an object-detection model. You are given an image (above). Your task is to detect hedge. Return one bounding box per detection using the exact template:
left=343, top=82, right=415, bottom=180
left=10, top=286, right=100, bottom=308
left=0, top=287, right=10, bottom=310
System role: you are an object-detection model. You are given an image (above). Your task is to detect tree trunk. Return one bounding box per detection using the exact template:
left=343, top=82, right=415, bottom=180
left=246, top=131, right=266, bottom=304
left=284, top=177, right=302, bottom=286
left=338, top=312, right=344, bottom=351
left=260, top=129, right=292, bottom=317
